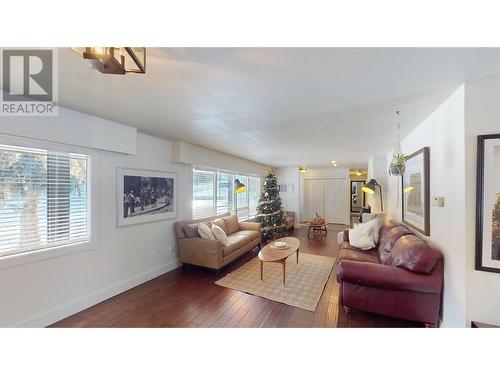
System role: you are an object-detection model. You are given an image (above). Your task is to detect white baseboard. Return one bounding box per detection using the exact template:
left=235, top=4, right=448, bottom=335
left=15, top=259, right=182, bottom=328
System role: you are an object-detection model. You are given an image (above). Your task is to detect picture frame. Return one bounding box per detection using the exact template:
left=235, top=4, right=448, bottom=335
left=402, top=147, right=430, bottom=236
left=475, top=134, right=500, bottom=273
left=117, top=168, right=176, bottom=227
left=350, top=180, right=365, bottom=213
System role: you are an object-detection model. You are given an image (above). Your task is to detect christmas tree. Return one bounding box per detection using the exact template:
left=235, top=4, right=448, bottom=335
left=256, top=171, right=287, bottom=242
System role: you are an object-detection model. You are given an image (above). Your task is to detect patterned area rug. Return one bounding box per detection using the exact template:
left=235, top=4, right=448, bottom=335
left=215, top=253, right=335, bottom=312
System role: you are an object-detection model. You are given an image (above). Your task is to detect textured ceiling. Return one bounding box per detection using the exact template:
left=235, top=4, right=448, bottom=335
left=58, top=48, right=500, bottom=168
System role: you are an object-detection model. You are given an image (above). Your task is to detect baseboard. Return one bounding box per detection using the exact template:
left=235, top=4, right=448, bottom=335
left=15, top=258, right=182, bottom=328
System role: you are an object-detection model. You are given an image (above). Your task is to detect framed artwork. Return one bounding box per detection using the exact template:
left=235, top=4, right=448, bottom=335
left=117, top=168, right=176, bottom=227
left=350, top=180, right=365, bottom=213
left=402, top=147, right=430, bottom=236
left=475, top=134, right=500, bottom=273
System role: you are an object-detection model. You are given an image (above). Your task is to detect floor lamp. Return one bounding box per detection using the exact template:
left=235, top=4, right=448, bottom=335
left=362, top=179, right=383, bottom=212
left=234, top=178, right=246, bottom=217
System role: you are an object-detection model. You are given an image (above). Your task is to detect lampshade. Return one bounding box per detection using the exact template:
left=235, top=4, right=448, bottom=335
left=362, top=179, right=379, bottom=194
left=235, top=179, right=246, bottom=193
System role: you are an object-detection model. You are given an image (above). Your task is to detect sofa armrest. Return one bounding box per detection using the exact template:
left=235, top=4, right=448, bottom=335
left=178, top=238, right=223, bottom=269
left=239, top=221, right=262, bottom=232
left=343, top=229, right=350, bottom=242
left=338, top=260, right=442, bottom=294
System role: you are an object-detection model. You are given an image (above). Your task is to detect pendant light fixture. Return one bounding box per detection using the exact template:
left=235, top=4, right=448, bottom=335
left=388, top=110, right=406, bottom=176
left=72, top=47, right=146, bottom=74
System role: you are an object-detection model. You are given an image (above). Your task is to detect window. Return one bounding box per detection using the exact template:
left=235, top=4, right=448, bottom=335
left=0, top=144, right=91, bottom=257
left=192, top=168, right=260, bottom=220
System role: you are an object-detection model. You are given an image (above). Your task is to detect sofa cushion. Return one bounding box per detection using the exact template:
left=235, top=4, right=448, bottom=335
left=377, top=220, right=401, bottom=246
left=387, top=235, right=442, bottom=273
left=210, top=218, right=229, bottom=235
left=198, top=222, right=216, bottom=240
left=183, top=223, right=201, bottom=238
left=222, top=230, right=259, bottom=256
left=339, top=244, right=380, bottom=264
left=349, top=221, right=376, bottom=250
left=211, top=224, right=229, bottom=246
left=223, top=215, right=240, bottom=235
left=378, top=225, right=413, bottom=264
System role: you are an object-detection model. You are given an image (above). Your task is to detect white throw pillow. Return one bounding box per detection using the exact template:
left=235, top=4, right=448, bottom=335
left=349, top=221, right=376, bottom=250
left=366, top=217, right=381, bottom=244
left=211, top=224, right=229, bottom=246
left=198, top=222, right=216, bottom=240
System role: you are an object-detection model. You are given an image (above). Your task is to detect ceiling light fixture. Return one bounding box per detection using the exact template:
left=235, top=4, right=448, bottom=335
left=356, top=170, right=362, bottom=176
left=331, top=160, right=336, bottom=164
left=72, top=47, right=146, bottom=74
left=299, top=167, right=307, bottom=174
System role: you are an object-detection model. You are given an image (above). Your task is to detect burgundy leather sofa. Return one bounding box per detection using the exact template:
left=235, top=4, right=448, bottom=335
left=337, top=221, right=443, bottom=327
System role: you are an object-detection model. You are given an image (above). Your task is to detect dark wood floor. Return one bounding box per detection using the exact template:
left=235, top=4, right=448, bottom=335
left=50, top=226, right=420, bottom=328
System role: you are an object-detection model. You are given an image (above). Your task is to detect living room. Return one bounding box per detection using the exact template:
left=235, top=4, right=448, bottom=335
left=1, top=1, right=499, bottom=373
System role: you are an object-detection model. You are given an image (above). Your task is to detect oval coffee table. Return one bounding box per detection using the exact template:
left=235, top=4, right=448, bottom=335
left=258, top=237, right=300, bottom=284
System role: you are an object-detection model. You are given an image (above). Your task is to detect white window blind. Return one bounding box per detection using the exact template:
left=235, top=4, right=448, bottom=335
left=192, top=169, right=216, bottom=219
left=0, top=144, right=91, bottom=257
left=192, top=168, right=261, bottom=220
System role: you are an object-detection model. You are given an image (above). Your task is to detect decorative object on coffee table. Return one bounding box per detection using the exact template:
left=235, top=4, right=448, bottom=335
left=308, top=214, right=327, bottom=239
left=256, top=171, right=288, bottom=242
left=475, top=133, right=500, bottom=273
left=258, top=237, right=300, bottom=284
left=402, top=147, right=430, bottom=236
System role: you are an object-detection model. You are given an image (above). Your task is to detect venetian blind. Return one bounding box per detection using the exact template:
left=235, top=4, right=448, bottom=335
left=0, top=144, right=90, bottom=257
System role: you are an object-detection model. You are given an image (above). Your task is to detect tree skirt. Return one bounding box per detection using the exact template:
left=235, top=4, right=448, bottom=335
left=215, top=253, right=335, bottom=312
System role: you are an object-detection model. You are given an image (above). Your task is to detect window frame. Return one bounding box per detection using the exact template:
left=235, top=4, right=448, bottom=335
left=0, top=134, right=99, bottom=270
left=192, top=167, right=261, bottom=221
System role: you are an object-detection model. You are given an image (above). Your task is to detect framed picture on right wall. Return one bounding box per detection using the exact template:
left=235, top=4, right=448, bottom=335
left=402, top=147, right=430, bottom=236
left=476, top=133, right=500, bottom=273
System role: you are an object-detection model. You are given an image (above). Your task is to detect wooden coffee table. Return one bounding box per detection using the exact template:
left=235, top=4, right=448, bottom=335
left=258, top=237, right=300, bottom=284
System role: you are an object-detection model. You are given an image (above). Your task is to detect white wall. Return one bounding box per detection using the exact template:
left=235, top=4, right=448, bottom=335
left=172, top=141, right=268, bottom=176
left=0, top=132, right=190, bottom=327
left=275, top=167, right=300, bottom=227
left=386, top=85, right=467, bottom=327
left=0, top=106, right=137, bottom=155
left=464, top=74, right=500, bottom=326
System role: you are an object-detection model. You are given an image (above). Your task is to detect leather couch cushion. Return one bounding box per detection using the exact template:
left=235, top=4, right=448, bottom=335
left=386, top=235, right=442, bottom=273
left=183, top=223, right=202, bottom=238
left=211, top=218, right=229, bottom=235
left=223, top=215, right=240, bottom=235
left=378, top=225, right=413, bottom=264
left=222, top=230, right=260, bottom=256
left=339, top=245, right=380, bottom=264
left=377, top=221, right=401, bottom=246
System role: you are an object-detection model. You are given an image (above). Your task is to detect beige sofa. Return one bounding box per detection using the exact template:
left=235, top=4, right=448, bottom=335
left=174, top=213, right=261, bottom=271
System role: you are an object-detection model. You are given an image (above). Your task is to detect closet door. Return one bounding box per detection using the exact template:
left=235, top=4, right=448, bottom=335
left=333, top=179, right=349, bottom=224
left=324, top=180, right=337, bottom=223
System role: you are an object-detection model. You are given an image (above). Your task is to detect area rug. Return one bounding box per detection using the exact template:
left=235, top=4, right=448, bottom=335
left=215, top=253, right=335, bottom=312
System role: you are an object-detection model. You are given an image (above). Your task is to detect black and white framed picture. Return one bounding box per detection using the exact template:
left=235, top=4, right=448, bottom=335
left=476, top=134, right=500, bottom=273
left=117, top=168, right=176, bottom=227
left=402, top=147, right=430, bottom=236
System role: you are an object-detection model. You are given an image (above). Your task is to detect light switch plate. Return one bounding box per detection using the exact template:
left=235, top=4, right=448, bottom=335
left=432, top=196, right=444, bottom=207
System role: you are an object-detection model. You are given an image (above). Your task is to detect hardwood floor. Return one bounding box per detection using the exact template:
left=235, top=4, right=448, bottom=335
left=50, top=225, right=420, bottom=328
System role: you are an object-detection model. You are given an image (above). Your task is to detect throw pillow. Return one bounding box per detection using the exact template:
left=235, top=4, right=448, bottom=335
left=211, top=224, right=229, bottom=246
left=349, top=221, right=376, bottom=250
left=198, top=222, right=216, bottom=240
left=366, top=217, right=381, bottom=244
left=223, top=214, right=240, bottom=235
left=210, top=218, right=229, bottom=235
left=183, top=223, right=201, bottom=238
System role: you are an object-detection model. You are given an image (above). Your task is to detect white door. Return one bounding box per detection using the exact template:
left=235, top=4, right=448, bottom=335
left=304, top=178, right=349, bottom=224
